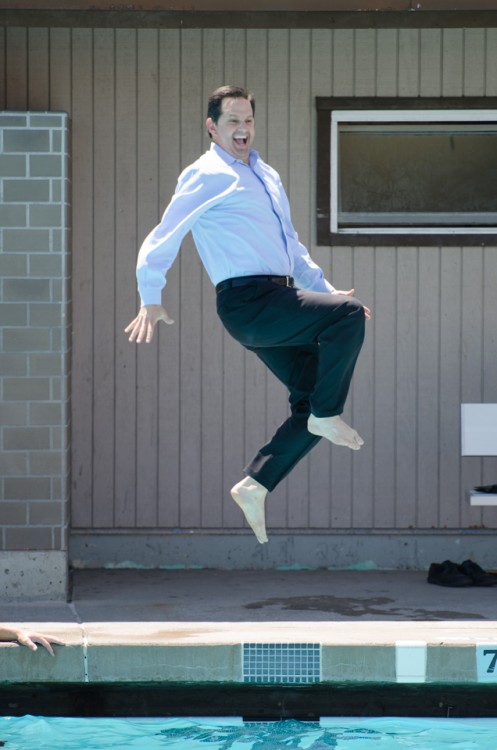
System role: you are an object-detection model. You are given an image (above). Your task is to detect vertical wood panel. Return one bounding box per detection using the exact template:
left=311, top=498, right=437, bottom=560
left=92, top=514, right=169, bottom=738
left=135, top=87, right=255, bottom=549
left=376, top=29, right=398, bottom=97
left=419, top=29, right=442, bottom=96
left=372, top=248, right=397, bottom=528
left=351, top=248, right=375, bottom=528
left=417, top=247, right=441, bottom=529
left=114, top=28, right=138, bottom=528
left=395, top=248, right=418, bottom=528
left=6, top=28, right=27, bottom=109
left=354, top=29, right=376, bottom=97
left=485, top=28, right=497, bottom=95
left=442, top=28, right=464, bottom=96
left=460, top=248, right=484, bottom=529
left=439, top=247, right=462, bottom=528
left=481, top=249, right=497, bottom=527
left=332, top=29, right=354, bottom=96
left=223, top=28, right=246, bottom=85
left=288, top=30, right=311, bottom=239
left=0, top=29, right=5, bottom=107
left=157, top=29, right=182, bottom=528
left=178, top=29, right=204, bottom=528
left=49, top=28, right=71, bottom=111
left=70, top=28, right=94, bottom=528
left=463, top=28, right=485, bottom=95
left=28, top=28, right=49, bottom=108
left=92, top=28, right=116, bottom=528
left=135, top=29, right=160, bottom=528
left=398, top=29, right=420, bottom=95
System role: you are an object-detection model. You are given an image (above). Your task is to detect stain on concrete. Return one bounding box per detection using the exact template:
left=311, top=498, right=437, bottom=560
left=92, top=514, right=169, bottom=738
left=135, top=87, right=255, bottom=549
left=245, top=595, right=486, bottom=621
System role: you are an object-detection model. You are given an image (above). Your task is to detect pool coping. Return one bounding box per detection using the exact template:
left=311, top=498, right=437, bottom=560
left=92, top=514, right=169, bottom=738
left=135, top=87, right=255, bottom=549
left=2, top=619, right=497, bottom=686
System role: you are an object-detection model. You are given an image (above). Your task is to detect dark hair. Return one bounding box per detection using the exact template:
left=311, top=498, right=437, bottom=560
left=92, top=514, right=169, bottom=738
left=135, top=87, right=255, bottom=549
left=207, top=85, right=255, bottom=125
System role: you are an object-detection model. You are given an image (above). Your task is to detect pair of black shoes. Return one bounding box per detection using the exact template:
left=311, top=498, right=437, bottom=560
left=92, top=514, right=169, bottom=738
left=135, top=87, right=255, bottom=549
left=427, top=559, right=497, bottom=587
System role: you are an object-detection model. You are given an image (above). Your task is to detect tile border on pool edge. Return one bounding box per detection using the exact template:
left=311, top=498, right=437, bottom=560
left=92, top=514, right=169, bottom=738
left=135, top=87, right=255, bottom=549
left=242, top=643, right=321, bottom=684
left=3, top=630, right=497, bottom=685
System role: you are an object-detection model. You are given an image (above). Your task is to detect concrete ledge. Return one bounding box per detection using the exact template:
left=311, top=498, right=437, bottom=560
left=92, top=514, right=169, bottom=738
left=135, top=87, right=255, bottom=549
left=0, top=551, right=68, bottom=601
left=69, top=532, right=497, bottom=572
left=2, top=621, right=497, bottom=686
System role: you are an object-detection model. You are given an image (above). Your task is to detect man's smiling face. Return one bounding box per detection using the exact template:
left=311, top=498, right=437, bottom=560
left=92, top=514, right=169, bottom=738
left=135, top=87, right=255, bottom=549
left=206, top=97, right=255, bottom=164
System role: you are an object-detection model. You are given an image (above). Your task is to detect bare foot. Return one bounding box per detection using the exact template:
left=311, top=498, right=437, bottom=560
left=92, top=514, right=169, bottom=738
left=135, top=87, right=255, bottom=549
left=307, top=414, right=364, bottom=450
left=231, top=476, right=268, bottom=544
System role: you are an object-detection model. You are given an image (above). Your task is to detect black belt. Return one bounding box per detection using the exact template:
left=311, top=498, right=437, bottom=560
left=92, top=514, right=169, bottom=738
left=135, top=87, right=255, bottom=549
left=215, top=275, right=294, bottom=294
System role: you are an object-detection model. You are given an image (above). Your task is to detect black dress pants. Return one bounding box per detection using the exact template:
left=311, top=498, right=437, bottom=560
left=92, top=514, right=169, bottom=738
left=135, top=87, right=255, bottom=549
left=216, top=278, right=366, bottom=491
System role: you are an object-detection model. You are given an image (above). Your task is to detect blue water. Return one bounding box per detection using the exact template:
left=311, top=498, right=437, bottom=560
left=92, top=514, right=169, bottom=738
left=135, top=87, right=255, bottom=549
left=2, top=716, right=497, bottom=749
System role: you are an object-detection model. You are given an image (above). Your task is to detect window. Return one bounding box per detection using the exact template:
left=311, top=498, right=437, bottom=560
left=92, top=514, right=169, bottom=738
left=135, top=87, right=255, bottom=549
left=316, top=97, right=497, bottom=246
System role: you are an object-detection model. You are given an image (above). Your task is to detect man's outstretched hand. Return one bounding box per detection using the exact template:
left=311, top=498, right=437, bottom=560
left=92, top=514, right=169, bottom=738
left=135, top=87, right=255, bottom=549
left=0, top=626, right=64, bottom=656
left=125, top=305, right=174, bottom=344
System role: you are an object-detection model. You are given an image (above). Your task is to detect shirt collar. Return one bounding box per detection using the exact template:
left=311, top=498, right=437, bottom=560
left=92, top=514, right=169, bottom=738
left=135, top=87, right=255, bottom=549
left=210, top=142, right=259, bottom=167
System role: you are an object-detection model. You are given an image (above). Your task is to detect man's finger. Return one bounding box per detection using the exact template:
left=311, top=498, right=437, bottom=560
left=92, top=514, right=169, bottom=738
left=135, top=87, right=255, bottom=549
left=146, top=320, right=155, bottom=343
left=124, top=318, right=135, bottom=334
left=125, top=315, right=141, bottom=342
left=17, top=634, right=37, bottom=651
left=36, top=638, right=55, bottom=656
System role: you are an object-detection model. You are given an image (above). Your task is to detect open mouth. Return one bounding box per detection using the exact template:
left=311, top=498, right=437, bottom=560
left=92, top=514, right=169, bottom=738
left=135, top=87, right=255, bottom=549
left=233, top=135, right=248, bottom=146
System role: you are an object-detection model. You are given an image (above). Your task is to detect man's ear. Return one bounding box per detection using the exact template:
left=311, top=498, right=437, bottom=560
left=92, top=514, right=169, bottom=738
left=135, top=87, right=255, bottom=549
left=206, top=117, right=216, bottom=138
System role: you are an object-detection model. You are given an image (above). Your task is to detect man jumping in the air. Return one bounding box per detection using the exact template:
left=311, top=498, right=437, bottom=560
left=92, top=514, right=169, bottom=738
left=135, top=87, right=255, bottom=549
left=126, top=85, right=369, bottom=544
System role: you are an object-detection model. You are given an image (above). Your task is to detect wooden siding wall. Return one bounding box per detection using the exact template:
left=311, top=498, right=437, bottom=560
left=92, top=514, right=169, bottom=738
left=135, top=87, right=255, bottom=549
left=2, top=26, right=497, bottom=535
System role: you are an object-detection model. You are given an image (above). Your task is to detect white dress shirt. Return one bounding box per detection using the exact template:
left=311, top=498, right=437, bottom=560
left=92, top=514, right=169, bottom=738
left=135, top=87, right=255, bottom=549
left=136, top=143, right=334, bottom=306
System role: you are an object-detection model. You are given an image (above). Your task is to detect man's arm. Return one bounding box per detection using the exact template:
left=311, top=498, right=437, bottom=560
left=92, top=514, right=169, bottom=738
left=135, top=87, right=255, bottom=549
left=126, top=155, right=237, bottom=342
left=135, top=160, right=236, bottom=307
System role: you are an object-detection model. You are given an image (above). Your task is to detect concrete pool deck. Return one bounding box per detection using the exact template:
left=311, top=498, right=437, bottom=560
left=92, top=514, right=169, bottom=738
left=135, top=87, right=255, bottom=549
left=2, top=569, right=497, bottom=690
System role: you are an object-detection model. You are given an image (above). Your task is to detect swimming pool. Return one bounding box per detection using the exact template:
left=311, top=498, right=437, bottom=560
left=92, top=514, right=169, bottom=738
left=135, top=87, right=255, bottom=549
left=2, top=716, right=497, bottom=749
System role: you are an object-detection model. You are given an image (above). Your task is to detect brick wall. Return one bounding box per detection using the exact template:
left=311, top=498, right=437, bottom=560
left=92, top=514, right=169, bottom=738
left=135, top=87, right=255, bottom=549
left=0, top=112, right=70, bottom=600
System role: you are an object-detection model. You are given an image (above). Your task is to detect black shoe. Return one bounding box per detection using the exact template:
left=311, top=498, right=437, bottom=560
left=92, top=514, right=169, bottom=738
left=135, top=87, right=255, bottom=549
left=474, top=484, right=497, bottom=493
left=458, top=559, right=497, bottom=587
left=427, top=560, right=474, bottom=587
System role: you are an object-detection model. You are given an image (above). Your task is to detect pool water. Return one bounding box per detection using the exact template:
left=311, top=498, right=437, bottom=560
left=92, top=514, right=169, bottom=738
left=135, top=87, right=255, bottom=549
left=1, top=716, right=497, bottom=749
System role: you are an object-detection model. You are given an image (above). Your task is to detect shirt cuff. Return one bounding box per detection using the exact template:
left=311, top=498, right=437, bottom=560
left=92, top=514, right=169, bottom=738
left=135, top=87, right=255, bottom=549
left=139, top=288, right=163, bottom=307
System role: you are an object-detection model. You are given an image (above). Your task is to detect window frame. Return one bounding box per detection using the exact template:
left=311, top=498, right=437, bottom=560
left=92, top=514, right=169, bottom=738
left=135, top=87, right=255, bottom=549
left=316, top=96, right=497, bottom=246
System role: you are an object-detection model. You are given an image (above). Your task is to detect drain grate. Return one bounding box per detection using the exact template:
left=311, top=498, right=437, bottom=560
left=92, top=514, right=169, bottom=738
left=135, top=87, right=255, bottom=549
left=243, top=643, right=321, bottom=684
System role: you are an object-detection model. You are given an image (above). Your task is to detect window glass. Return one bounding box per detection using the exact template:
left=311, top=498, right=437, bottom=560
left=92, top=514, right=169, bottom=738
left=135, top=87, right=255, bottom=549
left=331, top=111, right=497, bottom=235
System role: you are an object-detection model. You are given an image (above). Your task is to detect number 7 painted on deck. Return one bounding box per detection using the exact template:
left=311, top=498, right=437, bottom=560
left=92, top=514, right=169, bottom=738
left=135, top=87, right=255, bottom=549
left=477, top=646, right=497, bottom=681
